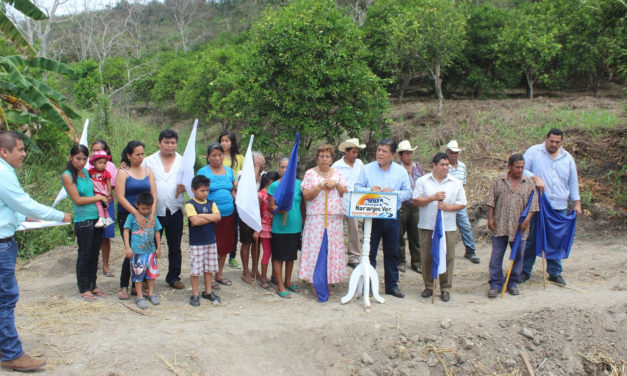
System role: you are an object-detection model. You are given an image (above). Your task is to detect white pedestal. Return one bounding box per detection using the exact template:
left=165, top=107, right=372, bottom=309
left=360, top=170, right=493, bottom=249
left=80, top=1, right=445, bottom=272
left=341, top=218, right=385, bottom=312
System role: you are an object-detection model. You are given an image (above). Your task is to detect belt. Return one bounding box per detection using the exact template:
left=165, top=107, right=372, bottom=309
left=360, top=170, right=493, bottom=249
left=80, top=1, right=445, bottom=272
left=0, top=236, right=14, bottom=243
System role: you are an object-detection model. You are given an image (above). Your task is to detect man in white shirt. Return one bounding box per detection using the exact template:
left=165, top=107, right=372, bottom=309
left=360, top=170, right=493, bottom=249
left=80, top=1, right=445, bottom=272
left=446, top=140, right=480, bottom=264
left=331, top=138, right=365, bottom=268
left=413, top=152, right=467, bottom=302
left=143, top=129, right=186, bottom=289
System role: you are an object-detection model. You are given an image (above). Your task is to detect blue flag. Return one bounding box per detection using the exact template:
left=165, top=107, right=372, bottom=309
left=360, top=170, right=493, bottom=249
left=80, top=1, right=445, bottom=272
left=430, top=209, right=447, bottom=279
left=535, top=193, right=577, bottom=260
left=510, top=191, right=535, bottom=261
left=313, top=228, right=329, bottom=302
left=273, top=133, right=300, bottom=213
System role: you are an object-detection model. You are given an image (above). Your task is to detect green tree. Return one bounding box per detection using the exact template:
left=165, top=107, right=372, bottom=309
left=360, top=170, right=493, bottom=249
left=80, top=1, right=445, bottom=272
left=364, top=0, right=467, bottom=116
left=497, top=1, right=562, bottom=99
left=215, top=0, right=389, bottom=153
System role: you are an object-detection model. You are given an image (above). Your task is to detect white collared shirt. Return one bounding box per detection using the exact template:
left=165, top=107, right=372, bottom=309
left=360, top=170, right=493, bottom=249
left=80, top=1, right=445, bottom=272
left=332, top=156, right=364, bottom=215
left=142, top=151, right=183, bottom=216
left=413, top=173, right=467, bottom=231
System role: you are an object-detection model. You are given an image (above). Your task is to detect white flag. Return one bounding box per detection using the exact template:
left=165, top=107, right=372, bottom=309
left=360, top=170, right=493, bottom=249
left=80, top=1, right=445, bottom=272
left=235, top=135, right=262, bottom=232
left=53, top=119, right=89, bottom=207
left=176, top=119, right=198, bottom=198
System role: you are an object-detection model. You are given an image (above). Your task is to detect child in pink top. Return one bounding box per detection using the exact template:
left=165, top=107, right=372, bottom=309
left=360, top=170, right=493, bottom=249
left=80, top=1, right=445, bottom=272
left=257, top=171, right=279, bottom=290
left=89, top=151, right=114, bottom=228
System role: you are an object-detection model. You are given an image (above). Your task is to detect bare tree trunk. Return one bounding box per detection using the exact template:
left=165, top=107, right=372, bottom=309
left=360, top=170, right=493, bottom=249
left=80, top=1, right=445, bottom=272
left=398, top=74, right=410, bottom=104
left=350, top=0, right=374, bottom=27
left=434, top=59, right=443, bottom=117
left=525, top=70, right=534, bottom=99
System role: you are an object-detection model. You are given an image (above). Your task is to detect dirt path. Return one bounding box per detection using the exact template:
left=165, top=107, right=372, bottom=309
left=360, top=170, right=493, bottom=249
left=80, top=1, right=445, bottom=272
left=12, top=231, right=626, bottom=376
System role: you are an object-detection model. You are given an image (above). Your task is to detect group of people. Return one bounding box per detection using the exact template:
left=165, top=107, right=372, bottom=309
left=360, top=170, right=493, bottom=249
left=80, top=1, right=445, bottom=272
left=0, top=127, right=581, bottom=371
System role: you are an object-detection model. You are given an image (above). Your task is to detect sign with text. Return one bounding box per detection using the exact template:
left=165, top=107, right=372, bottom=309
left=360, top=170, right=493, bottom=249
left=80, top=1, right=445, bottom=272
left=348, top=191, right=398, bottom=219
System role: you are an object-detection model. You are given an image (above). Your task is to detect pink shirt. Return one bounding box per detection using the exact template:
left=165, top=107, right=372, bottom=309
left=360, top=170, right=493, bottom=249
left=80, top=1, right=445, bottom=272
left=258, top=190, right=273, bottom=238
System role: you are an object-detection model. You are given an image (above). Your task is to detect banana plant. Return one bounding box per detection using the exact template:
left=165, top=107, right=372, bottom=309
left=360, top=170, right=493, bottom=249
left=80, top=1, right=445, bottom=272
left=0, top=0, right=47, bottom=56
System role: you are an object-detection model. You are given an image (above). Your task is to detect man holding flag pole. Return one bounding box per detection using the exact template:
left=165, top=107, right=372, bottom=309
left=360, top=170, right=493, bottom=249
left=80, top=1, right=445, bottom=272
left=486, top=154, right=538, bottom=298
left=413, top=152, right=466, bottom=302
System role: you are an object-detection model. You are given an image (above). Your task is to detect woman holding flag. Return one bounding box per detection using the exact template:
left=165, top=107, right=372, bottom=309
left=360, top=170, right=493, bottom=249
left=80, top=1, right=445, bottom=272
left=197, top=142, right=237, bottom=286
left=299, top=145, right=348, bottom=297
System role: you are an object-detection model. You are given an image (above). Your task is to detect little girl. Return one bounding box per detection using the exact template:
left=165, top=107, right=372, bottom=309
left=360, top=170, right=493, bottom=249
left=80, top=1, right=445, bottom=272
left=257, top=171, right=279, bottom=290
left=89, top=151, right=115, bottom=228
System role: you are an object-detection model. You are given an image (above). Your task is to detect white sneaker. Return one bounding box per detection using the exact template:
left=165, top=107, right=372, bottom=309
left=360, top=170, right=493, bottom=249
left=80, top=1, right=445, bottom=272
left=95, top=218, right=105, bottom=228
left=103, top=217, right=115, bottom=227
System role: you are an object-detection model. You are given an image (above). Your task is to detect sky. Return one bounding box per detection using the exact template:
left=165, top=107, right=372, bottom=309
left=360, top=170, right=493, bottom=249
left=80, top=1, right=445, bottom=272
left=34, top=0, right=156, bottom=16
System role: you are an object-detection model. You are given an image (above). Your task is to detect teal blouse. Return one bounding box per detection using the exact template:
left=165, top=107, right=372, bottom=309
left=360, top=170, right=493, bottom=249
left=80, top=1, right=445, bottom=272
left=63, top=169, right=99, bottom=223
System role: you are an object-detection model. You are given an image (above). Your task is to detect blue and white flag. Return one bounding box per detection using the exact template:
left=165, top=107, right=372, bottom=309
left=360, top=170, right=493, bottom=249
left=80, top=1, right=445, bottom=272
left=235, top=135, right=262, bottom=232
left=431, top=209, right=447, bottom=278
left=53, top=119, right=89, bottom=207
left=313, top=228, right=329, bottom=302
left=176, top=119, right=198, bottom=198
left=273, top=133, right=300, bottom=213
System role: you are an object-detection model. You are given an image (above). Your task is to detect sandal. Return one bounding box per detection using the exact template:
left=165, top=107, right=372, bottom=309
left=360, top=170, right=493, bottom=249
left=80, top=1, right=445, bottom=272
left=287, top=284, right=301, bottom=293
left=77, top=292, right=97, bottom=302
left=211, top=282, right=221, bottom=290
left=92, top=289, right=108, bottom=298
left=276, top=290, right=291, bottom=299
left=103, top=270, right=114, bottom=277
left=258, top=280, right=274, bottom=291
left=215, top=277, right=232, bottom=286
left=118, top=288, right=130, bottom=301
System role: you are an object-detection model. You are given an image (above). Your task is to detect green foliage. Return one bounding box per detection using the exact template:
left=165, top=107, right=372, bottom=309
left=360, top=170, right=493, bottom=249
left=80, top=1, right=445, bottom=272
left=213, top=0, right=389, bottom=154
left=0, top=0, right=46, bottom=55
left=71, top=59, right=100, bottom=109
left=150, top=52, right=194, bottom=104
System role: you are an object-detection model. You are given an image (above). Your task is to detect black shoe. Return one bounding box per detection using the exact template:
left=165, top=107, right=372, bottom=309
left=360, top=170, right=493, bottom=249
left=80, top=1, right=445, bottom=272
left=488, top=289, right=499, bottom=298
left=520, top=272, right=530, bottom=283
left=440, top=291, right=451, bottom=302
left=189, top=295, right=200, bottom=307
left=464, top=251, right=480, bottom=264
left=385, top=287, right=405, bottom=298
left=548, top=275, right=566, bottom=286
left=507, top=286, right=520, bottom=295
left=202, top=291, right=221, bottom=303
left=347, top=262, right=358, bottom=269
left=421, top=288, right=433, bottom=298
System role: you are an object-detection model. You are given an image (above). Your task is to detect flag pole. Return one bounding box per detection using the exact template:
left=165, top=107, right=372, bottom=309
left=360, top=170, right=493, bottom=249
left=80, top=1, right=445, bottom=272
left=500, top=260, right=514, bottom=298
left=432, top=277, right=436, bottom=304
left=542, top=251, right=547, bottom=289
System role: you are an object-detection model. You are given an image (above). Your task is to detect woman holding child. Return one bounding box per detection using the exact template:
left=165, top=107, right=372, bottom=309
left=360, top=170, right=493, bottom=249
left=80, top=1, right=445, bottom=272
left=197, top=142, right=237, bottom=286
left=62, top=144, right=110, bottom=302
left=299, top=145, right=348, bottom=295
left=115, top=141, right=157, bottom=300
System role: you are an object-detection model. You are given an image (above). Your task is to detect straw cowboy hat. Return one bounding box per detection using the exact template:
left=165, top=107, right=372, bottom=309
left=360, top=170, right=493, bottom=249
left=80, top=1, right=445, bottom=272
left=397, top=140, right=417, bottom=152
left=338, top=138, right=366, bottom=152
left=445, top=140, right=463, bottom=152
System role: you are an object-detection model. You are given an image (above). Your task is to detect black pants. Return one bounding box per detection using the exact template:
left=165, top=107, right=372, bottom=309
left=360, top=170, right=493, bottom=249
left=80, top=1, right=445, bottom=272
left=158, top=209, right=183, bottom=285
left=369, top=215, right=401, bottom=291
left=118, top=212, right=131, bottom=289
left=75, top=219, right=103, bottom=293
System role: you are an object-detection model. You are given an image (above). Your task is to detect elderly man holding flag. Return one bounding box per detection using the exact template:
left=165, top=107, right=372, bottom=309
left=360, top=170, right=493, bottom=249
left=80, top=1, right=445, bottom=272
left=486, top=154, right=538, bottom=298
left=413, top=152, right=466, bottom=302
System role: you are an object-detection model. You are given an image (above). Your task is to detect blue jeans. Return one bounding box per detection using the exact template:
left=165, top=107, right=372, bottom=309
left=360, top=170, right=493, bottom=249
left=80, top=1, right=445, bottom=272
left=369, top=216, right=401, bottom=291
left=456, top=208, right=476, bottom=253
left=489, top=236, right=525, bottom=289
left=0, top=239, right=24, bottom=361
left=523, top=211, right=566, bottom=277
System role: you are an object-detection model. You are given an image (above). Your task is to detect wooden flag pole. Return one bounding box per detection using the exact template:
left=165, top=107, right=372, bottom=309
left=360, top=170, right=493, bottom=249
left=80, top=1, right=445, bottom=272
left=500, top=260, right=515, bottom=298
left=542, top=251, right=547, bottom=289
left=282, top=212, right=287, bottom=227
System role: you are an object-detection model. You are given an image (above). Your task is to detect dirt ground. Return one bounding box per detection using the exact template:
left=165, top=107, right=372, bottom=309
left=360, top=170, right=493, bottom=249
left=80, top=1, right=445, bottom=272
left=11, top=218, right=626, bottom=376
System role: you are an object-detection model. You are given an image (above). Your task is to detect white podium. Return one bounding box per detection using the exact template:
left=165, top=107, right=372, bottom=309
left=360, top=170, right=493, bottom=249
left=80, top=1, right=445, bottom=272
left=341, top=192, right=397, bottom=312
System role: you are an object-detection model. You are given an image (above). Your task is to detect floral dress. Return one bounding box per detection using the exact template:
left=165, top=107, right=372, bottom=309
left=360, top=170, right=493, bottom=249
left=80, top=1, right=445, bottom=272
left=258, top=189, right=273, bottom=239
left=298, top=168, right=348, bottom=284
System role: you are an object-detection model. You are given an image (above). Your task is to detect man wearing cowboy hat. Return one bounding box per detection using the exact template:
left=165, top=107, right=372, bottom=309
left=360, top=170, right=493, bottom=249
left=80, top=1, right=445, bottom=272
left=396, top=140, right=423, bottom=273
left=332, top=138, right=365, bottom=268
left=446, top=140, right=480, bottom=264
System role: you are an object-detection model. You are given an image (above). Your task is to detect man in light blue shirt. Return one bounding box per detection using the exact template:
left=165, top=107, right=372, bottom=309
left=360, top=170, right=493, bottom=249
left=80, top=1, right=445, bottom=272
left=355, top=139, right=412, bottom=298
left=521, top=128, right=581, bottom=286
left=0, top=131, right=71, bottom=371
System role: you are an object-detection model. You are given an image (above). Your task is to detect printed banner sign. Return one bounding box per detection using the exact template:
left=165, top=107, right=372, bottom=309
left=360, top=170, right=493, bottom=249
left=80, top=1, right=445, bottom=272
left=348, top=191, right=397, bottom=219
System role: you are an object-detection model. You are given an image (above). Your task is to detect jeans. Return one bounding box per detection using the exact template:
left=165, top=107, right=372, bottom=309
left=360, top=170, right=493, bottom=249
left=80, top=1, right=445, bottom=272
left=75, top=219, right=103, bottom=293
left=118, top=212, right=131, bottom=288
left=0, top=239, right=23, bottom=361
left=489, top=236, right=525, bottom=290
left=523, top=211, right=566, bottom=277
left=158, top=209, right=183, bottom=285
left=456, top=208, right=476, bottom=253
left=369, top=215, right=401, bottom=290
left=398, top=205, right=420, bottom=268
